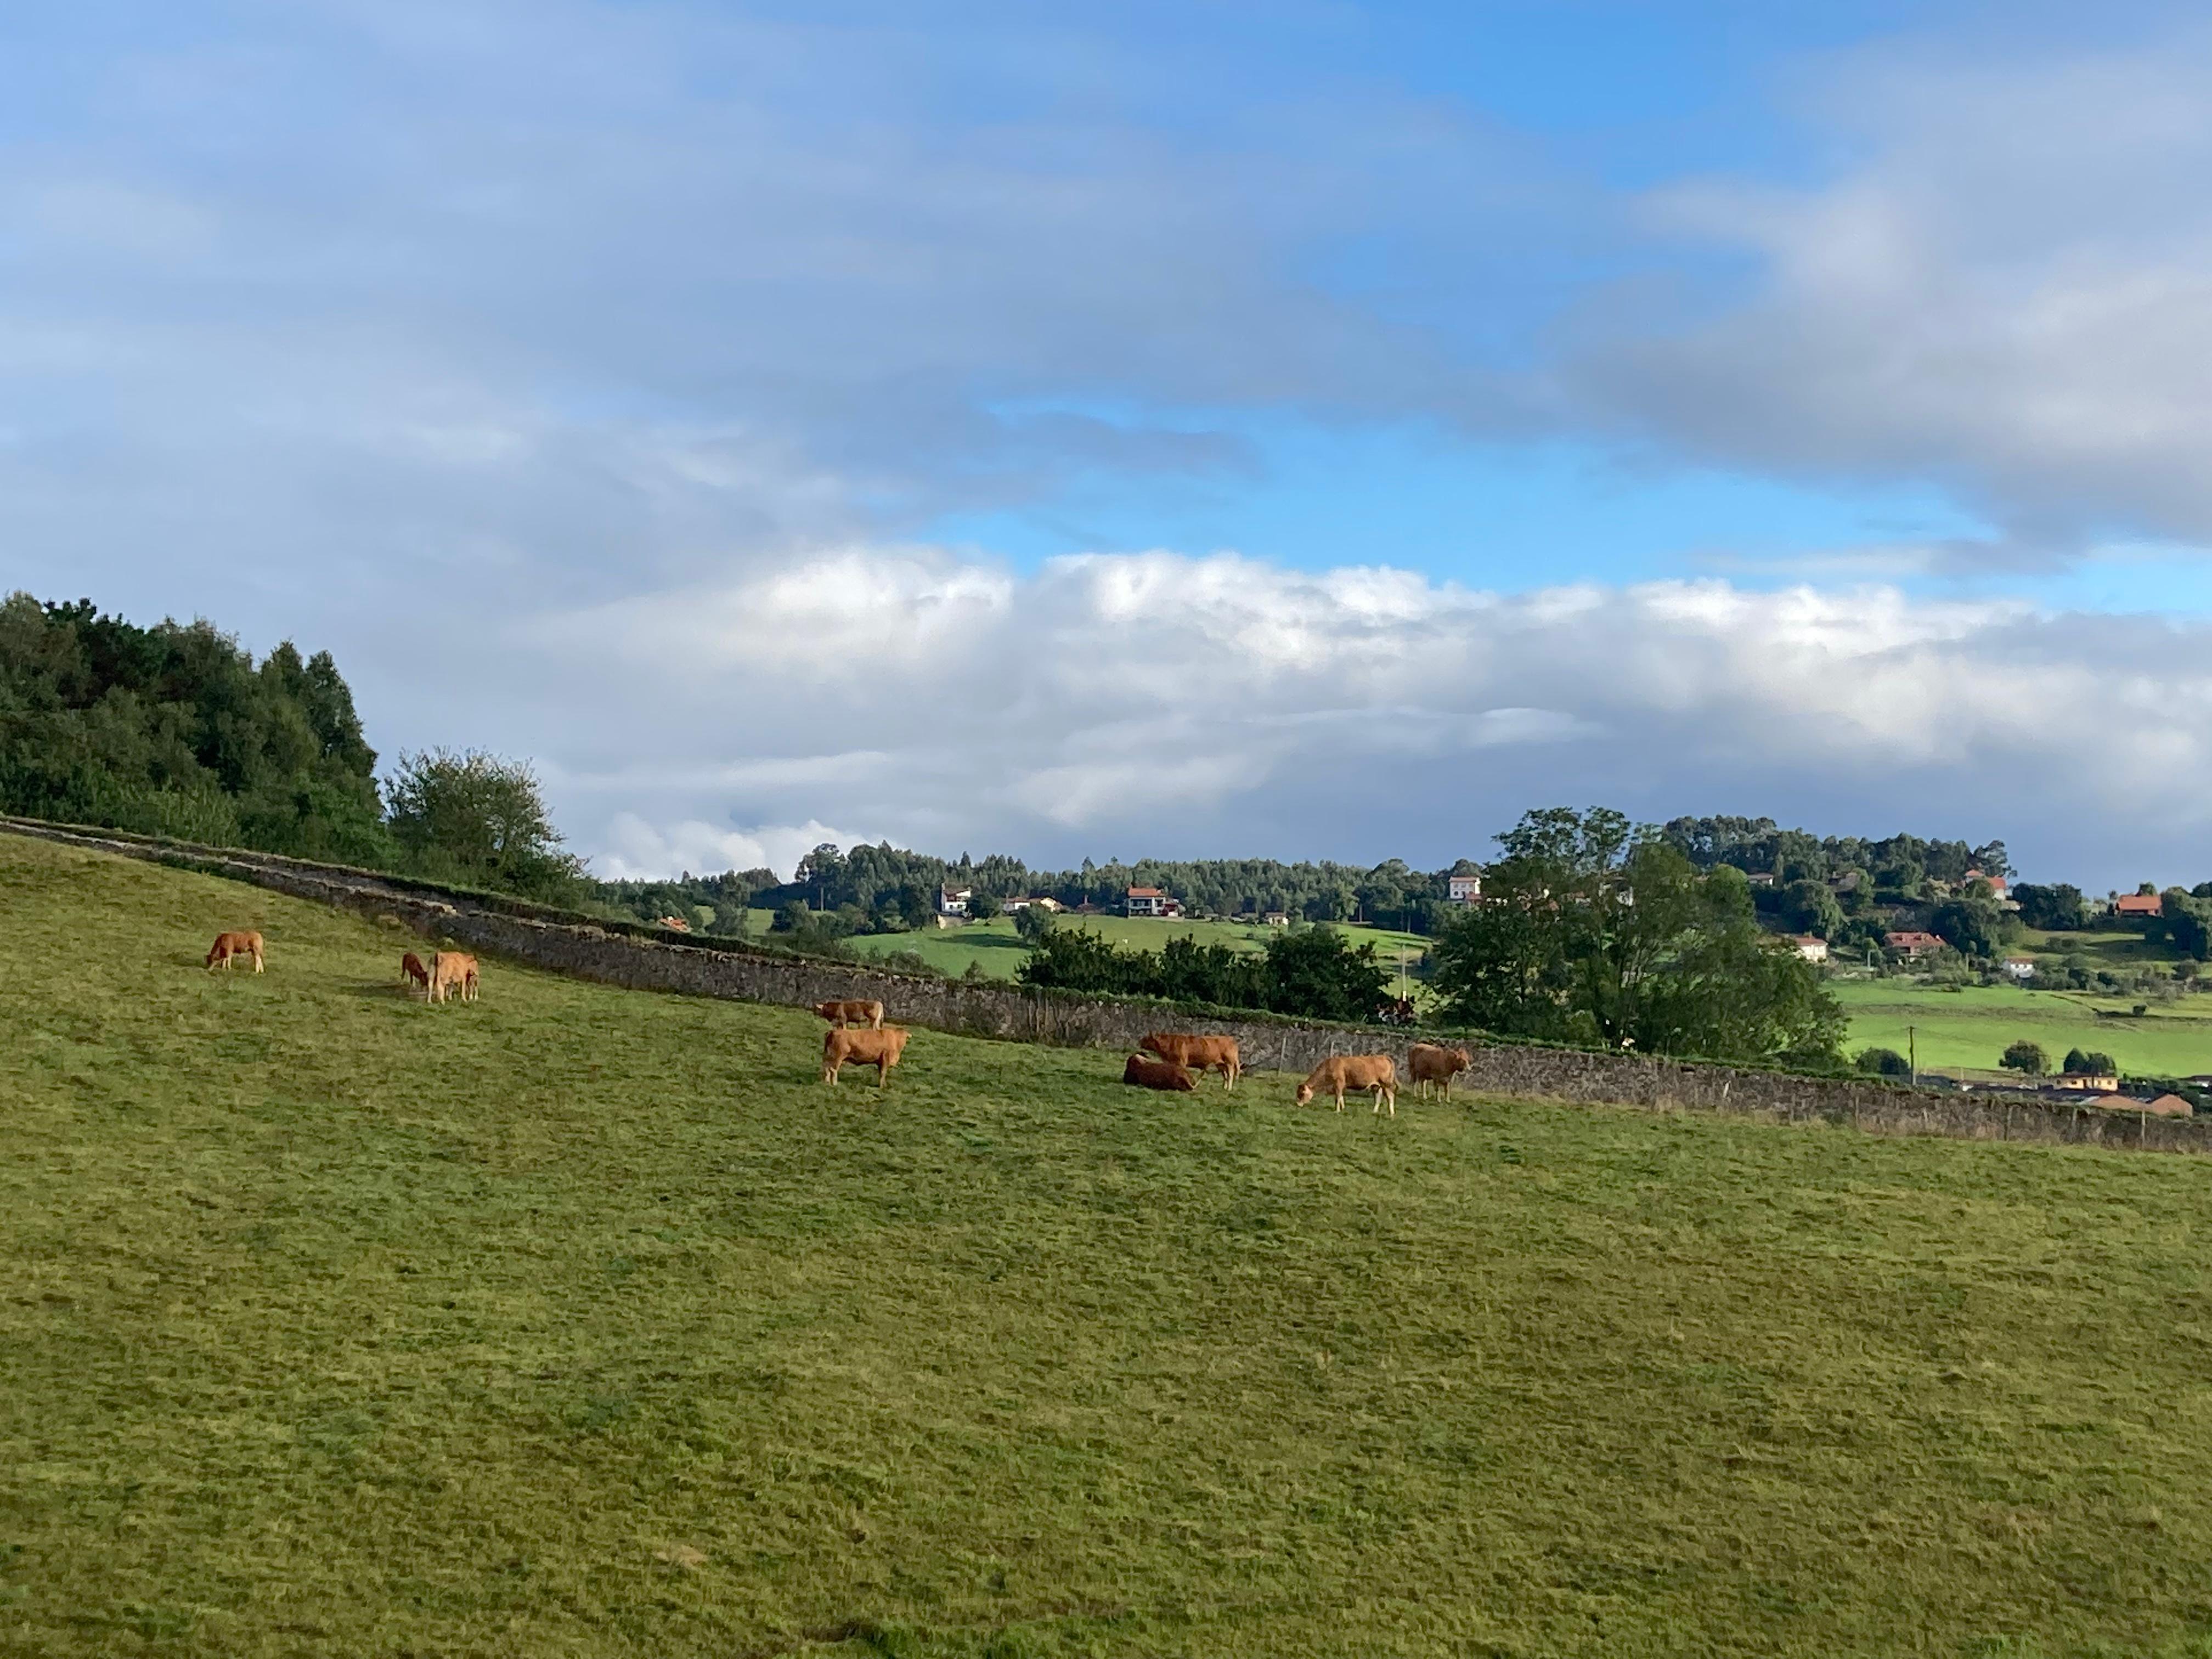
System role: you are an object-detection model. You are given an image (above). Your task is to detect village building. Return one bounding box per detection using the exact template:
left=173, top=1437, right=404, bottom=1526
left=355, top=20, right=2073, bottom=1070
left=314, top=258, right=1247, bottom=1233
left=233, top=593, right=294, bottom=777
left=1262, top=910, right=1290, bottom=927
left=2113, top=893, right=2164, bottom=918
left=2002, top=955, right=2036, bottom=980
left=1001, top=895, right=1060, bottom=914
left=1125, top=887, right=1183, bottom=919
left=1446, top=869, right=1482, bottom=904
left=1884, top=930, right=1946, bottom=958
left=2048, top=1072, right=2122, bottom=1094
left=1790, top=935, right=1829, bottom=963
left=937, top=885, right=972, bottom=917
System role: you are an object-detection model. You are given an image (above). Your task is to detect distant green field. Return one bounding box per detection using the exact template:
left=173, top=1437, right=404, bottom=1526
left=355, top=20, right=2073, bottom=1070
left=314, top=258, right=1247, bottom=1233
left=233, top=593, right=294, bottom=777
left=1835, top=977, right=2212, bottom=1075
left=19, top=830, right=2212, bottom=1655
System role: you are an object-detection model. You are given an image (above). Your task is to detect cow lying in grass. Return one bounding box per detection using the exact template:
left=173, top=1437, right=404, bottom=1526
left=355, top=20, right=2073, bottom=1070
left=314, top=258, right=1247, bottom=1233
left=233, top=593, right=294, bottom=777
left=1407, top=1042, right=1471, bottom=1100
left=205, top=930, right=264, bottom=973
left=400, top=952, right=431, bottom=994
left=1122, top=1052, right=1197, bottom=1092
left=428, top=951, right=478, bottom=1005
left=1138, top=1032, right=1240, bottom=1090
left=814, top=999, right=885, bottom=1030
left=1295, top=1054, right=1398, bottom=1116
left=822, top=1025, right=909, bottom=1087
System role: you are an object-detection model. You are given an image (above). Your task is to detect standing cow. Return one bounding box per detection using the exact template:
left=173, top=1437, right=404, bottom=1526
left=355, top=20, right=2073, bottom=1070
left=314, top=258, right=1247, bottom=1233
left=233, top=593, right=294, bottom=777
left=1407, top=1042, right=1471, bottom=1101
left=1138, top=1032, right=1241, bottom=1090
left=428, top=951, right=479, bottom=1005
left=814, top=999, right=886, bottom=1030
left=822, top=1025, right=910, bottom=1088
left=1295, top=1054, right=1399, bottom=1116
left=205, top=930, right=264, bottom=973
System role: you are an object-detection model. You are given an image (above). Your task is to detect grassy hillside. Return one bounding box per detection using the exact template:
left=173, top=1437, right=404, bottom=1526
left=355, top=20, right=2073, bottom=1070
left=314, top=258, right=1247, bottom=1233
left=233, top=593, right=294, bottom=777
left=9, top=832, right=2212, bottom=1656
left=1835, top=978, right=2212, bottom=1076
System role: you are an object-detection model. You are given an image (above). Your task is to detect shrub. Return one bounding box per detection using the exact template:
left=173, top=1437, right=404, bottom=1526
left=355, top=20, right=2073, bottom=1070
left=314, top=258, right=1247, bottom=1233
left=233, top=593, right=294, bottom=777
left=1854, top=1047, right=1911, bottom=1077
left=2000, top=1039, right=2047, bottom=1076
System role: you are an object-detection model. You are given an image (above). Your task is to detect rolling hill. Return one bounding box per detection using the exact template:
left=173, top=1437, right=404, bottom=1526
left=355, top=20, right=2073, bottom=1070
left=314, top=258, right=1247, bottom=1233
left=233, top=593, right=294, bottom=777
left=7, top=830, right=2212, bottom=1656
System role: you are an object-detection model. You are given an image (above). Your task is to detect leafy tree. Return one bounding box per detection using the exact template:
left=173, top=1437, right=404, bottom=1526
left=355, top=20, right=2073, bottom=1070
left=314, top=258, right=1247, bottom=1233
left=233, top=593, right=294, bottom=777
left=1778, top=878, right=1844, bottom=939
left=2158, top=891, right=2212, bottom=960
left=2000, top=1039, right=2048, bottom=1076
left=1854, top=1047, right=1911, bottom=1077
left=967, top=892, right=1002, bottom=921
left=384, top=749, right=585, bottom=902
left=2062, top=1047, right=2117, bottom=1076
left=2012, top=882, right=2085, bottom=931
left=1258, top=926, right=1390, bottom=1022
left=1928, top=893, right=2012, bottom=958
left=1432, top=808, right=1844, bottom=1065
left=1014, top=903, right=1056, bottom=944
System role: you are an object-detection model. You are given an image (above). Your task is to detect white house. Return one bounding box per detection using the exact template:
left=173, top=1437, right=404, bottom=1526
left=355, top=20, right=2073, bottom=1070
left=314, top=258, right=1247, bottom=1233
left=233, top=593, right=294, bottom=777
left=1001, top=895, right=1060, bottom=915
left=2002, top=955, right=2036, bottom=980
left=1447, top=872, right=1482, bottom=905
left=1790, top=935, right=1829, bottom=963
left=1126, top=886, right=1182, bottom=918
left=938, top=885, right=972, bottom=917
left=1262, top=910, right=1290, bottom=927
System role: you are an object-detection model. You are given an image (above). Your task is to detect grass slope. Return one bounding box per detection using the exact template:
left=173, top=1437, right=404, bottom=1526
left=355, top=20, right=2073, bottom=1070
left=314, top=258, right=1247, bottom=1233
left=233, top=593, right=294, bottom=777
left=8, top=832, right=2212, bottom=1657
left=1835, top=979, right=2212, bottom=1076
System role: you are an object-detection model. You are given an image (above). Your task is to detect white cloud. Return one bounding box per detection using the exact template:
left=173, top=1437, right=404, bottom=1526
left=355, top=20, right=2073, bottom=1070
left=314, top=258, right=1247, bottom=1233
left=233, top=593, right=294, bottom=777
left=1571, top=30, right=2212, bottom=546
left=543, top=546, right=2212, bottom=885
left=595, top=812, right=869, bottom=883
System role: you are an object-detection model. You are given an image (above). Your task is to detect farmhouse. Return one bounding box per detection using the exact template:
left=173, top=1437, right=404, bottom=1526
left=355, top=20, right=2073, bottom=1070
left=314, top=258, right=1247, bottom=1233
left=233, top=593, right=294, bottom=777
left=1126, top=887, right=1183, bottom=918
left=2049, top=1073, right=2123, bottom=1094
left=1790, top=935, right=1829, bottom=963
left=1447, top=867, right=1482, bottom=904
left=1262, top=910, right=1290, bottom=927
left=1001, top=895, right=1060, bottom=914
left=1884, top=930, right=1945, bottom=957
left=2114, top=893, right=2163, bottom=918
left=937, top=885, right=972, bottom=917
left=2002, top=955, right=2036, bottom=980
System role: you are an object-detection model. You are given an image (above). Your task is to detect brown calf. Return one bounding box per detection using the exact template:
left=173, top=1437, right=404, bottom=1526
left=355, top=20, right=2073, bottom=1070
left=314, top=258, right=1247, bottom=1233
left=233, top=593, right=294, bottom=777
left=1407, top=1042, right=1471, bottom=1101
left=822, top=1025, right=910, bottom=1087
left=814, top=999, right=886, bottom=1030
left=1138, top=1032, right=1241, bottom=1090
left=400, top=952, right=431, bottom=993
left=205, top=930, right=264, bottom=973
left=1122, top=1052, right=1198, bottom=1092
left=428, top=951, right=479, bottom=1005
left=1295, top=1054, right=1399, bottom=1116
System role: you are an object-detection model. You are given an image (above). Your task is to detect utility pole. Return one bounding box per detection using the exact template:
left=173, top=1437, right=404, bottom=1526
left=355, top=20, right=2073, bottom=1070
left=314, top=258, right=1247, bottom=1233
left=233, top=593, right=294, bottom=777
left=1909, top=1024, right=1917, bottom=1086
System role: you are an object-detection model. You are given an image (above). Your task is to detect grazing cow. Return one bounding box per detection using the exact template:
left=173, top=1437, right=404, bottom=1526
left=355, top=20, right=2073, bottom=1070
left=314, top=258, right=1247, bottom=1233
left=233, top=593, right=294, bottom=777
left=814, top=998, right=886, bottom=1030
left=205, top=930, right=264, bottom=973
left=1122, top=1052, right=1198, bottom=1092
left=428, top=950, right=479, bottom=1005
left=1138, top=1032, right=1241, bottom=1090
left=822, top=1025, right=909, bottom=1087
left=1295, top=1054, right=1399, bottom=1116
left=400, top=952, right=431, bottom=994
left=1407, top=1042, right=1471, bottom=1101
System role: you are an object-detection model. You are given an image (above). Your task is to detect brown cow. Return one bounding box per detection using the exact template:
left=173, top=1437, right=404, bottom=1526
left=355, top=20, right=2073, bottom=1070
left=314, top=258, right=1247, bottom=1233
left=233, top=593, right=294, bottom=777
left=428, top=951, right=479, bottom=1005
left=814, top=999, right=885, bottom=1030
left=205, top=930, right=264, bottom=973
left=1122, top=1052, right=1198, bottom=1092
left=400, top=951, right=431, bottom=994
left=1295, top=1054, right=1399, bottom=1116
left=822, top=1025, right=910, bottom=1087
left=1139, top=1032, right=1241, bottom=1090
left=1407, top=1042, right=1471, bottom=1101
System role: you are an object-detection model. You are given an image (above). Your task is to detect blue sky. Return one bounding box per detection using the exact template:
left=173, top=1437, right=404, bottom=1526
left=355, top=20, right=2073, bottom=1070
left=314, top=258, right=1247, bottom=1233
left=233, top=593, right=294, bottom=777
left=7, top=1, right=2212, bottom=884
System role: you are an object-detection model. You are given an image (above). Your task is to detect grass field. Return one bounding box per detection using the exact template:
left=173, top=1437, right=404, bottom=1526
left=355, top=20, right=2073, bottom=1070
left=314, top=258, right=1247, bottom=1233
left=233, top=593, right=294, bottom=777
left=11, top=831, right=2212, bottom=1655
left=1835, top=978, right=2212, bottom=1076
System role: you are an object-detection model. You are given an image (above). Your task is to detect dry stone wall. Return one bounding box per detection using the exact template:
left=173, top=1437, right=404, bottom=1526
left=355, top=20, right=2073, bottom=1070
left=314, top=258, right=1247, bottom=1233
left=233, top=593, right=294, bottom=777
left=12, top=815, right=2209, bottom=1155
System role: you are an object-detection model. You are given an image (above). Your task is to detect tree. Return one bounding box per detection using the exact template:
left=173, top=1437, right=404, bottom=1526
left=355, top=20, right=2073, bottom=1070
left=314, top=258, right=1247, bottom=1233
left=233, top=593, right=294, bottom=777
left=967, top=892, right=1002, bottom=921
left=1855, top=1047, right=1911, bottom=1077
left=1928, top=893, right=2012, bottom=958
left=2062, top=1047, right=2117, bottom=1076
left=1260, top=926, right=1390, bottom=1022
left=2013, top=882, right=2085, bottom=931
left=1431, top=807, right=1845, bottom=1065
left=1778, top=878, right=1844, bottom=939
left=2000, top=1039, right=2048, bottom=1076
left=2159, top=892, right=2212, bottom=960
left=1014, top=903, right=1056, bottom=945
left=383, top=749, right=584, bottom=901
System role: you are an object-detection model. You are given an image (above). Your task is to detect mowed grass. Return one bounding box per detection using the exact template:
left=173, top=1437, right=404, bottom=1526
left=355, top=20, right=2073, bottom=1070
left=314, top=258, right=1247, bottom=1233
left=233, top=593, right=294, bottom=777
left=1835, top=978, right=2212, bottom=1076
left=10, top=835, right=2212, bottom=1656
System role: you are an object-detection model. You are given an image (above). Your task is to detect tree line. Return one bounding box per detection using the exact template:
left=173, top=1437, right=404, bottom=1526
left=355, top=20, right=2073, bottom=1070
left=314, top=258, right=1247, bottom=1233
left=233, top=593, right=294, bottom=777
left=0, top=594, right=585, bottom=901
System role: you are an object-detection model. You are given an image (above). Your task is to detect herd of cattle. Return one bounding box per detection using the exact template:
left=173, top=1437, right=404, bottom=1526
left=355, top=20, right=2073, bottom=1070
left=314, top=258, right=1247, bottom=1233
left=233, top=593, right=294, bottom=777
left=207, top=928, right=1471, bottom=1110
left=809, top=995, right=1471, bottom=1114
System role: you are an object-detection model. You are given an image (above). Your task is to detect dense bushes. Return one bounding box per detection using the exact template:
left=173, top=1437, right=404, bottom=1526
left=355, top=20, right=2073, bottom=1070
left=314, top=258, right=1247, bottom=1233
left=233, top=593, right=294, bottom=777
left=1017, top=921, right=1391, bottom=1023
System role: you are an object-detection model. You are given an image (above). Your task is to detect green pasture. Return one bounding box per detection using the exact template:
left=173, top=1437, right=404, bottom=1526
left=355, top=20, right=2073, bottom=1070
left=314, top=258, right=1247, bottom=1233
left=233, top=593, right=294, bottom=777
left=1835, top=977, right=2212, bottom=1076
left=13, top=831, right=2212, bottom=1656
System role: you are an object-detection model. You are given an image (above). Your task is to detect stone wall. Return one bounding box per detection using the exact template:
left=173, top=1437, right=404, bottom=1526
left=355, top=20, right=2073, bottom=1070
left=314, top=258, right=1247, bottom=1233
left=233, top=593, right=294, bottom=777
left=12, top=815, right=2208, bottom=1155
